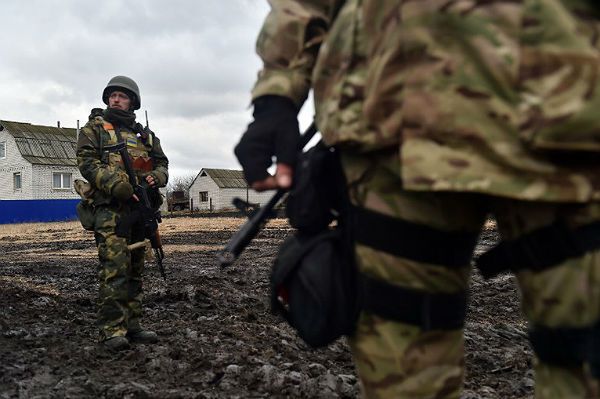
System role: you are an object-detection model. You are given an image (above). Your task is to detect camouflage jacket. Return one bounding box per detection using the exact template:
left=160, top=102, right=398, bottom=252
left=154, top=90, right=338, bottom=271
left=252, top=0, right=600, bottom=202
left=76, top=112, right=169, bottom=206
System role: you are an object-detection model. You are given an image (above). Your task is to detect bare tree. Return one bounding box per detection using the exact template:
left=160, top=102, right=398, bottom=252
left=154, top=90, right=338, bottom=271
left=166, top=174, right=196, bottom=200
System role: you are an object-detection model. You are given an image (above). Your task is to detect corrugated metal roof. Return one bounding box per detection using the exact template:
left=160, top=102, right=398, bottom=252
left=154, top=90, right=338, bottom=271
left=0, top=120, right=77, bottom=166
left=202, top=168, right=248, bottom=188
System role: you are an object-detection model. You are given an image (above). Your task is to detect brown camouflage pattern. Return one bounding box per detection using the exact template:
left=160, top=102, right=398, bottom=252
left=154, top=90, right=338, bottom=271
left=252, top=1, right=600, bottom=395
left=252, top=0, right=600, bottom=202
left=76, top=111, right=168, bottom=340
left=341, top=148, right=600, bottom=398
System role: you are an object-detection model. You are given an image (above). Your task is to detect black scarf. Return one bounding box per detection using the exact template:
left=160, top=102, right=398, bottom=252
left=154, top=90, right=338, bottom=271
left=103, top=108, right=136, bottom=129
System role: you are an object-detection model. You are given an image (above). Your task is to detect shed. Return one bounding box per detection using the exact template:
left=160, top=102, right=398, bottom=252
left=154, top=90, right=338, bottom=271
left=188, top=168, right=275, bottom=211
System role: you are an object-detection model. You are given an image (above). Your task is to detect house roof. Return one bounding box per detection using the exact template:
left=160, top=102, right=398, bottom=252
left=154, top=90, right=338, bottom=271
left=0, top=120, right=78, bottom=166
left=195, top=168, right=248, bottom=189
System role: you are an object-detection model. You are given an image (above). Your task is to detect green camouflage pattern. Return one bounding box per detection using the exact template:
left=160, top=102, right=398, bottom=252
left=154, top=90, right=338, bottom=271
left=341, top=148, right=600, bottom=398
left=93, top=205, right=146, bottom=340
left=252, top=0, right=600, bottom=202
left=77, top=110, right=168, bottom=340
left=76, top=114, right=168, bottom=207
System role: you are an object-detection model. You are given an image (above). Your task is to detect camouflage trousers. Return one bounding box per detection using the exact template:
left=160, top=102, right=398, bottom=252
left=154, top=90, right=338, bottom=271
left=93, top=204, right=146, bottom=341
left=341, top=149, right=600, bottom=399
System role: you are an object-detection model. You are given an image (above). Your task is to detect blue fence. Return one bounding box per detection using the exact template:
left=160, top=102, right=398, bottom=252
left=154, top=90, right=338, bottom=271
left=0, top=199, right=80, bottom=224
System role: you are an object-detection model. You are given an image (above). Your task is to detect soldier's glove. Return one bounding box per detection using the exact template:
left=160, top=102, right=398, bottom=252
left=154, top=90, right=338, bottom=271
left=112, top=181, right=134, bottom=202
left=234, top=95, right=300, bottom=185
left=142, top=171, right=166, bottom=187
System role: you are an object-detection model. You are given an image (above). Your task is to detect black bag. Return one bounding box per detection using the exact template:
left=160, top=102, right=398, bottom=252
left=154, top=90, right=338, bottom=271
left=271, top=229, right=359, bottom=348
left=271, top=142, right=359, bottom=348
left=286, top=141, right=344, bottom=234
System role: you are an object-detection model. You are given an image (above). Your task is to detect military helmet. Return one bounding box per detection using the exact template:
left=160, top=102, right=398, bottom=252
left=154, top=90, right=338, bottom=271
left=102, top=75, right=141, bottom=110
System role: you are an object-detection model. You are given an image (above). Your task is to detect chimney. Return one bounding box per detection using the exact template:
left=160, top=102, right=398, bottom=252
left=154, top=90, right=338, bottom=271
left=57, top=121, right=61, bottom=128
left=76, top=120, right=80, bottom=140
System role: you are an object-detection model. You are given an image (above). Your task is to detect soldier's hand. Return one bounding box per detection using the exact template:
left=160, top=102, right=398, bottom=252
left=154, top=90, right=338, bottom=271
left=145, top=174, right=156, bottom=187
left=112, top=181, right=134, bottom=201
left=251, top=164, right=293, bottom=191
left=234, top=95, right=300, bottom=191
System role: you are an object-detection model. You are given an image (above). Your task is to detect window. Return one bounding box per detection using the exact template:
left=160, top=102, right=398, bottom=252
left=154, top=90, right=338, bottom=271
left=199, top=191, right=208, bottom=202
left=52, top=172, right=72, bottom=189
left=0, top=142, right=5, bottom=159
left=13, top=172, right=21, bottom=190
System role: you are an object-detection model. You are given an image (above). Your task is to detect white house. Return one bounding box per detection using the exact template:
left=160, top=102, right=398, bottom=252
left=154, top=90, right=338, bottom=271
left=0, top=120, right=82, bottom=200
left=188, top=168, right=275, bottom=211
left=0, top=120, right=83, bottom=223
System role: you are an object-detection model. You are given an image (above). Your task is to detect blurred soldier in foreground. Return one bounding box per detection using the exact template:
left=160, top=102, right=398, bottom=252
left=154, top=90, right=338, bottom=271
left=76, top=76, right=169, bottom=351
left=235, top=1, right=600, bottom=398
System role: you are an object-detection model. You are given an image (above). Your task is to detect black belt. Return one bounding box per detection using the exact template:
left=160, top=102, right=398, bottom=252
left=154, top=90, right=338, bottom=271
left=353, top=206, right=479, bottom=268
left=476, top=221, right=600, bottom=279
left=361, top=273, right=467, bottom=331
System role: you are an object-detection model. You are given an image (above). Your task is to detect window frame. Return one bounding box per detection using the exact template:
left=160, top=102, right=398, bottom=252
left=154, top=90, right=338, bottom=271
left=199, top=191, right=208, bottom=202
left=13, top=172, right=21, bottom=190
left=0, top=141, right=6, bottom=159
left=52, top=172, right=72, bottom=190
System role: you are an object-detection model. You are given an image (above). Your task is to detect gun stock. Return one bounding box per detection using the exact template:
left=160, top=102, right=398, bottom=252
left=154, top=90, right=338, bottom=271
left=218, top=122, right=318, bottom=267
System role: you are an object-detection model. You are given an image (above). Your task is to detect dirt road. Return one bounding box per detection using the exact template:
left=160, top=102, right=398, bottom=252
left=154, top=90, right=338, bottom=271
left=0, top=217, right=532, bottom=398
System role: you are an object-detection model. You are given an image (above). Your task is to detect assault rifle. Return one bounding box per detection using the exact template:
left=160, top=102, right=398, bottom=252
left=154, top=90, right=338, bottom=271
left=112, top=140, right=166, bottom=280
left=218, top=122, right=318, bottom=267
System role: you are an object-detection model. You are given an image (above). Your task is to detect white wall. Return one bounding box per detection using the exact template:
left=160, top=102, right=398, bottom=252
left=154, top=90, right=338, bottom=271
left=189, top=171, right=276, bottom=211
left=189, top=174, right=219, bottom=211
left=31, top=164, right=83, bottom=200
left=0, top=130, right=33, bottom=200
left=218, top=187, right=276, bottom=210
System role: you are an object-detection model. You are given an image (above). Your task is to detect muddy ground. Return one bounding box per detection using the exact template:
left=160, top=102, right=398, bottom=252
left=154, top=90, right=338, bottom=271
left=0, top=217, right=533, bottom=398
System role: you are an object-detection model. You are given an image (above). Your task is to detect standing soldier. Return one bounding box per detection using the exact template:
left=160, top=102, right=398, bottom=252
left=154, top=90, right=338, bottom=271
left=77, top=76, right=169, bottom=351
left=235, top=2, right=600, bottom=398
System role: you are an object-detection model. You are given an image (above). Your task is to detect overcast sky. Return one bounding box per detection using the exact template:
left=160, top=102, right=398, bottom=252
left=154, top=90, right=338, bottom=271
left=0, top=1, right=315, bottom=180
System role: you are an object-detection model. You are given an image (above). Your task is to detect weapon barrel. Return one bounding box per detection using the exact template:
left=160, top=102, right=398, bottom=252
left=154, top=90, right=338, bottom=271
left=218, top=190, right=285, bottom=266
left=218, top=122, right=318, bottom=267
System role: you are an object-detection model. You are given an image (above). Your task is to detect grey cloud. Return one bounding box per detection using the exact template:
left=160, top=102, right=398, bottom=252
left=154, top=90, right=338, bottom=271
left=0, top=1, right=274, bottom=178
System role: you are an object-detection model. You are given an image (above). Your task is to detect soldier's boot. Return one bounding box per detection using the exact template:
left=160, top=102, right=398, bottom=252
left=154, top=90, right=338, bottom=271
left=101, top=336, right=130, bottom=351
left=127, top=329, right=159, bottom=344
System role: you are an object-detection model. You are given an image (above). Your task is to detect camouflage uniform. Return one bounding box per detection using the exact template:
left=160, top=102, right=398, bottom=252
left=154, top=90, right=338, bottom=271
left=252, top=1, right=600, bottom=397
left=77, top=112, right=168, bottom=341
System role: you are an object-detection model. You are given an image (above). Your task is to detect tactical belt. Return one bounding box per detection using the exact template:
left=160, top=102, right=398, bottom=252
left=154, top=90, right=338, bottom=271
left=352, top=206, right=479, bottom=268
left=476, top=221, right=600, bottom=279
left=360, top=273, right=467, bottom=330
left=529, top=323, right=600, bottom=377
left=350, top=206, right=472, bottom=330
